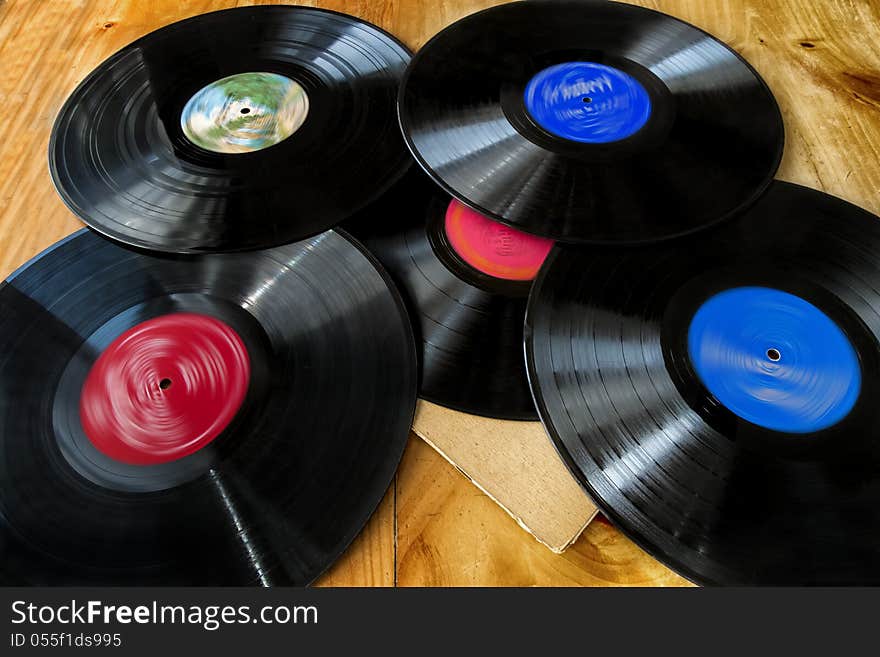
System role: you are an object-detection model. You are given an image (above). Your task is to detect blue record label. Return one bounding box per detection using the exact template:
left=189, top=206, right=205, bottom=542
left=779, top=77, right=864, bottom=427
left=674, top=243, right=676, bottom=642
left=523, top=62, right=652, bottom=143
left=687, top=286, right=861, bottom=433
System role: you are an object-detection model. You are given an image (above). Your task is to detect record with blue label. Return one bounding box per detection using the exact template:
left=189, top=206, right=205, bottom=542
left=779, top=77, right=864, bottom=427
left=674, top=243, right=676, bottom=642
left=49, top=6, right=412, bottom=253
left=525, top=182, right=880, bottom=585
left=399, top=0, right=783, bottom=243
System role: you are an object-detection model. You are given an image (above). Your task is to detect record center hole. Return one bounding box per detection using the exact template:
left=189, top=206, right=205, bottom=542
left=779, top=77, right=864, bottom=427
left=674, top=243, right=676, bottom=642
left=582, top=97, right=592, bottom=103
left=240, top=107, right=251, bottom=114
left=159, top=378, right=173, bottom=390
left=766, top=348, right=781, bottom=362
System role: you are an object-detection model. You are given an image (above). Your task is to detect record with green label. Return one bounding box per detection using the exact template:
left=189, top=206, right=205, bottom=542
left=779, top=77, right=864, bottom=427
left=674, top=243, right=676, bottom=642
left=50, top=6, right=412, bottom=253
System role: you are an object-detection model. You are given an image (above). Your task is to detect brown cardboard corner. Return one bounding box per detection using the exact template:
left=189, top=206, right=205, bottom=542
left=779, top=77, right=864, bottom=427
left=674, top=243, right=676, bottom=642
left=413, top=400, right=597, bottom=552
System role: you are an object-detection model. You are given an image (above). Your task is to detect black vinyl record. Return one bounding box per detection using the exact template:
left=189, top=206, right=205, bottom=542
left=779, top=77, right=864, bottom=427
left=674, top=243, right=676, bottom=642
left=49, top=6, right=412, bottom=253
left=345, top=169, right=545, bottom=420
left=0, top=229, right=417, bottom=585
left=399, top=0, right=783, bottom=243
left=526, top=182, right=880, bottom=585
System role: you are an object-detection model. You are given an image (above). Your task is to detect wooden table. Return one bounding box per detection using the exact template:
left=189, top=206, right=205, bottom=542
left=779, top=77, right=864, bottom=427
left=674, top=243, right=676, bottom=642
left=1, top=0, right=877, bottom=586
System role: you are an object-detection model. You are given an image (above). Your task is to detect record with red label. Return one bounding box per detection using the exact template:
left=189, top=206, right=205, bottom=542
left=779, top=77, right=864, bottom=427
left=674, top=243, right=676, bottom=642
left=0, top=228, right=417, bottom=585
left=345, top=170, right=553, bottom=420
left=49, top=6, right=411, bottom=253
left=525, top=182, right=880, bottom=585
left=399, top=0, right=783, bottom=243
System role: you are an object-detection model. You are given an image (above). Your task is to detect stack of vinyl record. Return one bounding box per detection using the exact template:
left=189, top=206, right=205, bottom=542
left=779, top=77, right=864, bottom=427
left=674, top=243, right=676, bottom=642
left=9, top=6, right=418, bottom=585
left=3, top=1, right=879, bottom=586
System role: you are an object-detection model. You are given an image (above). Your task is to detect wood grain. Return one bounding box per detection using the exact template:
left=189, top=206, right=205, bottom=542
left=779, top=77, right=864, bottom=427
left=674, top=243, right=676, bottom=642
left=396, top=438, right=688, bottom=586
left=1, top=0, right=877, bottom=586
left=316, top=487, right=396, bottom=587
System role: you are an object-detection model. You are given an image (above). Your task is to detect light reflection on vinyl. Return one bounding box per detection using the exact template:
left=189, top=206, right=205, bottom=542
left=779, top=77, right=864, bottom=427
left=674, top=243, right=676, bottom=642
left=0, top=228, right=417, bottom=585
left=399, top=1, right=783, bottom=243
left=345, top=170, right=549, bottom=420
left=50, top=6, right=411, bottom=253
left=526, top=182, right=880, bottom=585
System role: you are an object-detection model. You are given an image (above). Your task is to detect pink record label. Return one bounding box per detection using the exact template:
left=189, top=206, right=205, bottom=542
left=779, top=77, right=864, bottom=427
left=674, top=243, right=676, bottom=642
left=444, top=199, right=553, bottom=281
left=80, top=313, right=250, bottom=465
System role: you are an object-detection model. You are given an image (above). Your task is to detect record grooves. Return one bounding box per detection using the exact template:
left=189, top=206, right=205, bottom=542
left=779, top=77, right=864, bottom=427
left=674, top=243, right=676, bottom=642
left=525, top=182, right=880, bottom=585
left=346, top=170, right=546, bottom=420
left=49, top=6, right=412, bottom=253
left=0, top=229, right=417, bottom=585
left=13, top=0, right=876, bottom=588
left=399, top=0, right=784, bottom=243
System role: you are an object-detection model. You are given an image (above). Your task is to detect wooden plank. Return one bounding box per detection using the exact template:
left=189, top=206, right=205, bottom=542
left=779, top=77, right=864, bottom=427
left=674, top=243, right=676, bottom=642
left=315, top=486, right=396, bottom=587
left=1, top=0, right=878, bottom=586
left=636, top=0, right=880, bottom=210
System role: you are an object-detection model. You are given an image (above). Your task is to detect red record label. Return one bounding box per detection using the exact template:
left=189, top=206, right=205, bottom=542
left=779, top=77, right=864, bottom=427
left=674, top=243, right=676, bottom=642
left=444, top=199, right=553, bottom=281
left=80, top=313, right=250, bottom=465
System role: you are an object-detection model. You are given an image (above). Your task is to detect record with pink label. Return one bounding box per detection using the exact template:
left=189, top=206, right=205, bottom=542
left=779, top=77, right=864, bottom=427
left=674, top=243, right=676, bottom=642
left=345, top=170, right=553, bottom=420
